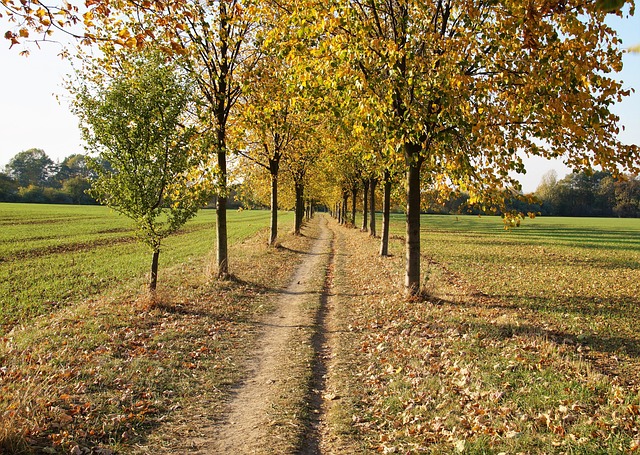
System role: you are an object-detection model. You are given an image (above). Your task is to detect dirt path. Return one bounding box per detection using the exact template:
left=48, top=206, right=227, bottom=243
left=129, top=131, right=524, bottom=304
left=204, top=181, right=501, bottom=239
left=190, top=214, right=336, bottom=454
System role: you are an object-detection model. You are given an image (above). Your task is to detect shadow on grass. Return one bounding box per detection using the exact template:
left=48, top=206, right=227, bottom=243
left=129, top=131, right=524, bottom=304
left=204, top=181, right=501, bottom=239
left=430, top=293, right=640, bottom=363
left=468, top=319, right=640, bottom=359
left=11, top=273, right=296, bottom=454
left=476, top=293, right=640, bottom=324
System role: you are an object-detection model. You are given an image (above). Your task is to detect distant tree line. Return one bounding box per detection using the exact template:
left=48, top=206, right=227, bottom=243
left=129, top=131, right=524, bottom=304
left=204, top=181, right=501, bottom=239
left=0, top=148, right=97, bottom=204
left=422, top=171, right=640, bottom=218
left=3, top=148, right=639, bottom=220
left=531, top=171, right=640, bottom=217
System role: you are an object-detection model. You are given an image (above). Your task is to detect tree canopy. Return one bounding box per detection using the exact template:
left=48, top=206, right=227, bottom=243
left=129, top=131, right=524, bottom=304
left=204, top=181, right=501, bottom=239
left=3, top=0, right=639, bottom=294
left=5, top=148, right=54, bottom=187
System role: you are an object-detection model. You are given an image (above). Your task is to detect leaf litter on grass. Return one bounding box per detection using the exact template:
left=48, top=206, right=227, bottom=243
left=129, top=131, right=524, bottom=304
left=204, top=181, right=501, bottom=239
left=326, top=218, right=640, bottom=454
left=0, top=225, right=312, bottom=454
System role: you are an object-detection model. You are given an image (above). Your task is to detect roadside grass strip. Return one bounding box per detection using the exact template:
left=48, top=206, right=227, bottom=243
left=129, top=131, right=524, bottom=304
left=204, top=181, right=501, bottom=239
left=328, top=215, right=640, bottom=454
left=0, top=207, right=304, bottom=454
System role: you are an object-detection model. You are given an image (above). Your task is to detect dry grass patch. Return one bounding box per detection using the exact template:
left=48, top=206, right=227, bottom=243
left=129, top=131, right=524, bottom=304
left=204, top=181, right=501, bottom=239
left=326, top=220, right=640, bottom=454
left=0, top=226, right=312, bottom=454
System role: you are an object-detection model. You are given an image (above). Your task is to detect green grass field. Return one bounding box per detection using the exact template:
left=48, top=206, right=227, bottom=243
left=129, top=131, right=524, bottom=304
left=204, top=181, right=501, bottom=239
left=389, top=214, right=640, bottom=366
left=402, top=215, right=640, bottom=338
left=0, top=204, right=305, bottom=454
left=0, top=203, right=292, bottom=332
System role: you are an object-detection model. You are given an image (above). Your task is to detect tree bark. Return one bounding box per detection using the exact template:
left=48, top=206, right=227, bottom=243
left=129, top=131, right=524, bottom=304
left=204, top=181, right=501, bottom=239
left=405, top=143, right=423, bottom=295
left=362, top=178, right=369, bottom=231
left=351, top=185, right=357, bottom=226
left=380, top=169, right=392, bottom=257
left=294, top=182, right=304, bottom=235
left=150, top=249, right=160, bottom=292
left=216, top=149, right=229, bottom=279
left=369, top=177, right=377, bottom=237
left=342, top=190, right=349, bottom=225
left=269, top=158, right=279, bottom=246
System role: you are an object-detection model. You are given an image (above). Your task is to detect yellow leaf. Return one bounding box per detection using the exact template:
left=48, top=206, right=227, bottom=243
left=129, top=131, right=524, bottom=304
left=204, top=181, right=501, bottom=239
left=18, top=28, right=28, bottom=38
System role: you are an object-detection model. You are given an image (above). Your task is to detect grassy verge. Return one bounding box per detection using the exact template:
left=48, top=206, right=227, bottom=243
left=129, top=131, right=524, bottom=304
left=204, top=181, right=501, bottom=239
left=0, top=207, right=307, bottom=454
left=326, top=214, right=640, bottom=454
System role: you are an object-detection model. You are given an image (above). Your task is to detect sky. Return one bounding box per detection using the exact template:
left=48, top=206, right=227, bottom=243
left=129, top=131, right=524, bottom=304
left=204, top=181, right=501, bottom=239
left=1, top=11, right=639, bottom=194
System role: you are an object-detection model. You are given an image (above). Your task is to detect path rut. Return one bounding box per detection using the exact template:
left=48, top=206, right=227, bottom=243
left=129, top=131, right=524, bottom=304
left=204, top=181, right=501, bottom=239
left=190, top=215, right=335, bottom=454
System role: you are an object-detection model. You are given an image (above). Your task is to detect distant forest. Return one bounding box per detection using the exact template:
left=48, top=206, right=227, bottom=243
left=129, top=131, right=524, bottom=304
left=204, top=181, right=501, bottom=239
left=430, top=170, right=640, bottom=218
left=1, top=149, right=96, bottom=205
left=2, top=149, right=639, bottom=217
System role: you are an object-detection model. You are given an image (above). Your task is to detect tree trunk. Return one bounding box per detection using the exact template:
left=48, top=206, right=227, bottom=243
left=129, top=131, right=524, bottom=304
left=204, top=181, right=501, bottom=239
left=216, top=149, right=229, bottom=279
left=405, top=143, right=423, bottom=295
left=380, top=169, right=392, bottom=257
left=215, top=37, right=230, bottom=280
left=369, top=177, right=377, bottom=237
left=342, top=191, right=349, bottom=225
left=294, top=182, right=304, bottom=235
left=362, top=178, right=369, bottom=231
left=351, top=185, right=357, bottom=226
left=150, top=249, right=160, bottom=292
left=269, top=159, right=279, bottom=246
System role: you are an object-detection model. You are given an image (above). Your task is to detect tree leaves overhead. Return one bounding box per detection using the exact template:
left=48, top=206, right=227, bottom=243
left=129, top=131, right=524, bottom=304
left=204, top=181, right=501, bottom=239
left=71, top=51, right=208, bottom=254
left=596, top=0, right=631, bottom=13
left=284, top=0, right=640, bottom=292
left=4, top=0, right=640, bottom=293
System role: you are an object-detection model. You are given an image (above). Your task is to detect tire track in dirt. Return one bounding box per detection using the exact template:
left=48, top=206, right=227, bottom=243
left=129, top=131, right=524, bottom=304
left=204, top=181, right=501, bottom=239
left=189, top=215, right=335, bottom=454
left=299, top=218, right=336, bottom=455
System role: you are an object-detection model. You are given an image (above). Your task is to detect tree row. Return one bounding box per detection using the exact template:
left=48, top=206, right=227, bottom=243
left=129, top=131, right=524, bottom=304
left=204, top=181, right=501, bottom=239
left=3, top=0, right=639, bottom=295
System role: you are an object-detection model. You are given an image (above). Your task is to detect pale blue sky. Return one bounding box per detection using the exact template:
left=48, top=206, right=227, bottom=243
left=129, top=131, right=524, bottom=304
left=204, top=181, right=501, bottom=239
left=1, top=11, right=639, bottom=193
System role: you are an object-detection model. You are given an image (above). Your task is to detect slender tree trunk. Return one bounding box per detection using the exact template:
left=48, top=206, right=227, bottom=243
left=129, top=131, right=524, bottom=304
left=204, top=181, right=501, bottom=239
left=294, top=182, right=304, bottom=235
left=299, top=192, right=305, bottom=228
left=269, top=159, right=279, bottom=246
left=405, top=143, right=423, bottom=295
left=150, top=249, right=160, bottom=292
left=215, top=11, right=230, bottom=279
left=362, top=178, right=369, bottom=231
left=342, top=191, right=349, bottom=225
left=369, top=177, right=377, bottom=237
left=216, top=148, right=229, bottom=279
left=380, top=169, right=392, bottom=257
left=351, top=185, right=357, bottom=226
left=343, top=198, right=348, bottom=224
